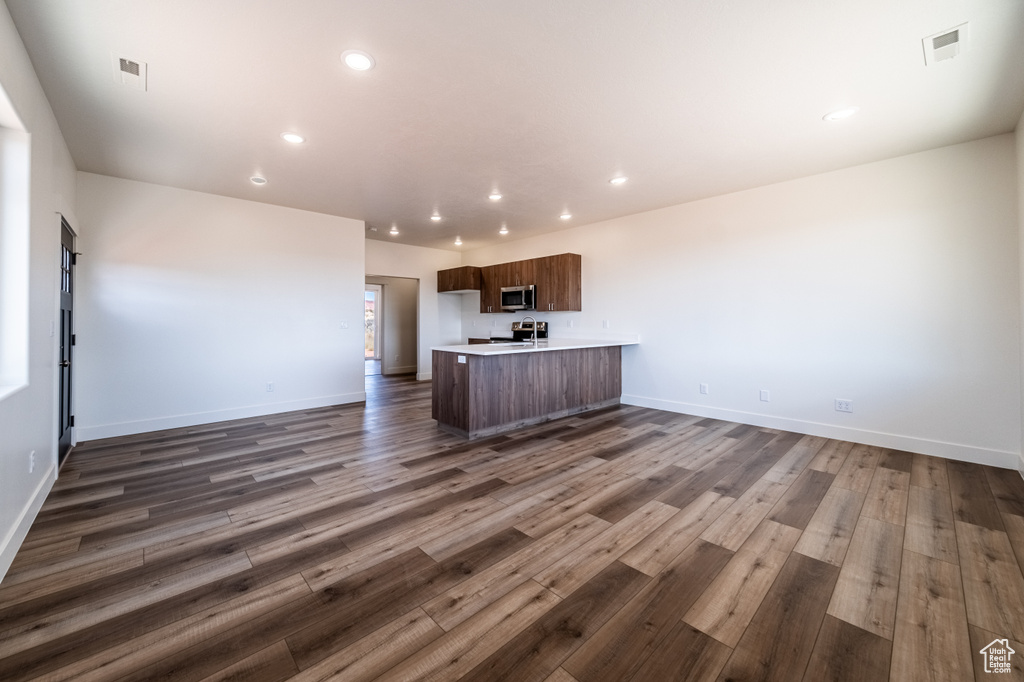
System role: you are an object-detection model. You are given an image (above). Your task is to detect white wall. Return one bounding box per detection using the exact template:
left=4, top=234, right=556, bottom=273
left=75, top=173, right=366, bottom=440
left=365, top=240, right=462, bottom=380
left=365, top=275, right=418, bottom=375
left=1018, top=110, right=1024, bottom=477
left=463, top=135, right=1022, bottom=469
left=0, top=3, right=79, bottom=579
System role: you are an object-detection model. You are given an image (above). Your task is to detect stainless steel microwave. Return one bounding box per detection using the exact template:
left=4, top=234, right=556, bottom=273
left=500, top=285, right=535, bottom=311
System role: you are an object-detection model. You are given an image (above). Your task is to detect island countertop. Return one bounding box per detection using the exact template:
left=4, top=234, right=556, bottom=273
left=432, top=338, right=638, bottom=356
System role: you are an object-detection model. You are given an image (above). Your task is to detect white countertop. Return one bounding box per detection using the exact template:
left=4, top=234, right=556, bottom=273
left=432, top=338, right=638, bottom=356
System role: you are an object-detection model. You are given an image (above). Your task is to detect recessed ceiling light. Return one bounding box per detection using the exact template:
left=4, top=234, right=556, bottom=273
left=823, top=107, right=859, bottom=121
left=454, top=236, right=463, bottom=246
left=281, top=132, right=305, bottom=144
left=342, top=50, right=375, bottom=71
left=389, top=225, right=399, bottom=236
left=609, top=176, right=628, bottom=185
left=499, top=225, right=509, bottom=235
left=489, top=193, right=502, bottom=201
left=430, top=215, right=442, bottom=222
left=560, top=213, right=572, bottom=220
left=250, top=176, right=267, bottom=185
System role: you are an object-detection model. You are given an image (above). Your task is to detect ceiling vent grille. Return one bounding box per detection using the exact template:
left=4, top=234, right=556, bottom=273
left=923, top=23, right=968, bottom=65
left=111, top=54, right=147, bottom=90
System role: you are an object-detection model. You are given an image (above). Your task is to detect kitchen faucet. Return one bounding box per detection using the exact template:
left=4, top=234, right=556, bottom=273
left=521, top=316, right=538, bottom=347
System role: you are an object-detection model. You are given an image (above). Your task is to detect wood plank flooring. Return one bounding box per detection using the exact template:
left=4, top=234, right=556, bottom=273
left=2, top=374, right=1024, bottom=681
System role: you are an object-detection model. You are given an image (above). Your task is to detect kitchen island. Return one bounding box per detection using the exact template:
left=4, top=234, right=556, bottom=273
left=431, top=339, right=637, bottom=439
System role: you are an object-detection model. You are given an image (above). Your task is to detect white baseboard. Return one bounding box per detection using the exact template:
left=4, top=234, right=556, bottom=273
left=76, top=392, right=367, bottom=441
left=0, top=461, right=56, bottom=583
left=416, top=372, right=432, bottom=381
left=621, top=394, right=1020, bottom=470
left=383, top=365, right=417, bottom=376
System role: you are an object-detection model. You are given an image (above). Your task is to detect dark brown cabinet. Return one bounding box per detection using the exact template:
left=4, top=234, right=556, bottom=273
left=479, top=265, right=502, bottom=313
left=437, top=266, right=482, bottom=293
left=534, top=253, right=581, bottom=312
left=480, top=259, right=539, bottom=312
left=442, top=253, right=581, bottom=313
left=503, top=259, right=535, bottom=287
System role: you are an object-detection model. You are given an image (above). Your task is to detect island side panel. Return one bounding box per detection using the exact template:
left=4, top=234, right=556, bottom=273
left=574, top=344, right=621, bottom=406
left=432, top=350, right=469, bottom=433
left=467, top=346, right=621, bottom=435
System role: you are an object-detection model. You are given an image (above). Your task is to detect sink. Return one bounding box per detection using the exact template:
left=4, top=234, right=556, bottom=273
left=489, top=342, right=533, bottom=347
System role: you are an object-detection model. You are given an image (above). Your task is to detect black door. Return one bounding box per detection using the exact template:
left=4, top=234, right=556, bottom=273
left=58, top=219, right=74, bottom=465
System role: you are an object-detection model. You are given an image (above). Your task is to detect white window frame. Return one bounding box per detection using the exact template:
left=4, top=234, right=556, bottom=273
left=0, top=83, right=30, bottom=402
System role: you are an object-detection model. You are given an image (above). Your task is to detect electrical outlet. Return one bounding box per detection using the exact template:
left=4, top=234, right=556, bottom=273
left=29, top=451, right=35, bottom=474
left=835, top=399, right=852, bottom=413
left=568, top=320, right=573, bottom=328
left=760, top=389, right=770, bottom=402
left=395, top=355, right=399, bottom=362
left=699, top=383, right=709, bottom=395
left=340, top=321, right=349, bottom=329
left=602, top=320, right=610, bottom=329
left=267, top=382, right=274, bottom=392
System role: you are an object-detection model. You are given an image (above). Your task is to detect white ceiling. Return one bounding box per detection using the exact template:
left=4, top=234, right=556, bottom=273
left=6, top=0, right=1024, bottom=251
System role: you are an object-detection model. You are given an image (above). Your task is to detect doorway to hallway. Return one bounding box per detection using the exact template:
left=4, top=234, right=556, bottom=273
left=363, top=275, right=419, bottom=381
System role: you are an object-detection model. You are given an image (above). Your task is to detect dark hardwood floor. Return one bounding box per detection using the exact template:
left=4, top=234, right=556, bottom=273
left=2, top=374, right=1024, bottom=681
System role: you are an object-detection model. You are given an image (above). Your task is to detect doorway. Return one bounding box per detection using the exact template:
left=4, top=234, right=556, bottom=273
left=57, top=218, right=75, bottom=465
left=365, top=284, right=382, bottom=376
left=364, top=276, right=419, bottom=380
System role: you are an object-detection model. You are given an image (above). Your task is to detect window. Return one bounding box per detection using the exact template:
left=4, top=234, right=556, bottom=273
left=0, top=83, right=30, bottom=401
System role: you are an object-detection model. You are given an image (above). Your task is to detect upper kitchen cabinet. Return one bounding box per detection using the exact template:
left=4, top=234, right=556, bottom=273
left=479, top=265, right=502, bottom=313
left=535, top=253, right=581, bottom=311
left=453, top=253, right=581, bottom=313
left=437, top=266, right=482, bottom=293
left=480, top=259, right=537, bottom=313
left=504, top=258, right=535, bottom=288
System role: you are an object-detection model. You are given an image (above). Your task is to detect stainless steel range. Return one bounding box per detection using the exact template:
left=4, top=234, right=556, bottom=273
left=489, top=320, right=547, bottom=343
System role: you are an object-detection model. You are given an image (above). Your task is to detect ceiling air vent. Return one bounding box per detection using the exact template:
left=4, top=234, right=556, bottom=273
left=110, top=54, right=147, bottom=90
left=922, top=23, right=968, bottom=65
